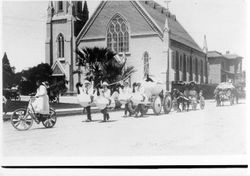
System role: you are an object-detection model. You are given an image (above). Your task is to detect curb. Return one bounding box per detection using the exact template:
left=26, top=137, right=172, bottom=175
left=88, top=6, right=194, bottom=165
left=3, top=107, right=124, bottom=122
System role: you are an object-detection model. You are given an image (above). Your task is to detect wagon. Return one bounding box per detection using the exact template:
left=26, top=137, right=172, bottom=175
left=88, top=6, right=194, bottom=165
left=3, top=88, right=21, bottom=101
left=214, top=82, right=235, bottom=106
left=172, top=81, right=205, bottom=111
left=123, top=80, right=172, bottom=116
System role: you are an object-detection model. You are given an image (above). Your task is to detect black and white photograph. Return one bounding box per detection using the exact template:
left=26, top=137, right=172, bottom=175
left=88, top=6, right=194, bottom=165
left=1, top=0, right=249, bottom=174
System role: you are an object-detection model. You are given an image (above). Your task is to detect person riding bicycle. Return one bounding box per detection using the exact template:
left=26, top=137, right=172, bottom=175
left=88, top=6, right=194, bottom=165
left=32, top=80, right=50, bottom=122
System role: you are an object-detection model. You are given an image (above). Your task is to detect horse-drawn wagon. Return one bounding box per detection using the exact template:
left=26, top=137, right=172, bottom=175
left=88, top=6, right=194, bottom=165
left=119, top=80, right=172, bottom=116
left=214, top=82, right=236, bottom=106
left=171, top=81, right=205, bottom=111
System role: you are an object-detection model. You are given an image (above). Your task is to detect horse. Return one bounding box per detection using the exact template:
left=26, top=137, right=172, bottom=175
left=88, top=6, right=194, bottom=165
left=172, top=89, right=190, bottom=112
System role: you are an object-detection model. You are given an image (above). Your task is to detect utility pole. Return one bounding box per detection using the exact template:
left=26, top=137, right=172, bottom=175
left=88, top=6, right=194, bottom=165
left=163, top=0, right=171, bottom=91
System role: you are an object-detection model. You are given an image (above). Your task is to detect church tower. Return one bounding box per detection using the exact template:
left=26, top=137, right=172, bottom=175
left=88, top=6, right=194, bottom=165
left=45, top=1, right=89, bottom=92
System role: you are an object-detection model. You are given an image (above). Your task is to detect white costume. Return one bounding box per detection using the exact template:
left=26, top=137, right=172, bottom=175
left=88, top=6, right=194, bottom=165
left=32, top=83, right=50, bottom=114
left=95, top=88, right=116, bottom=109
left=118, top=86, right=132, bottom=104
left=77, top=84, right=94, bottom=107
left=131, top=85, right=146, bottom=106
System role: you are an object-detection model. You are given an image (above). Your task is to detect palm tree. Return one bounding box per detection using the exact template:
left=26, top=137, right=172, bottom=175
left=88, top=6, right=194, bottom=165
left=76, top=47, right=136, bottom=88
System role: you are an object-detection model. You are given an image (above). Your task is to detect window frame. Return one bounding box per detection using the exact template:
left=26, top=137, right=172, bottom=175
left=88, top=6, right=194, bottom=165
left=57, top=33, right=64, bottom=58
left=106, top=14, right=130, bottom=54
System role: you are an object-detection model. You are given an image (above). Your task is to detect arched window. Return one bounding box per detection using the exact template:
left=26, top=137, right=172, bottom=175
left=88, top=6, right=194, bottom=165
left=107, top=14, right=129, bottom=53
left=58, top=1, right=63, bottom=11
left=57, top=34, right=64, bottom=58
left=143, top=52, right=150, bottom=78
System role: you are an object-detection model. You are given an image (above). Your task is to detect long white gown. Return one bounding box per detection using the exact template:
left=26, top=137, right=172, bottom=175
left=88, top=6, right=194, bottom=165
left=32, top=84, right=50, bottom=114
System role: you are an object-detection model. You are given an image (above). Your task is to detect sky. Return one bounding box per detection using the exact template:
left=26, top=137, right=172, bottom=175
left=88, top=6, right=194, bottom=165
left=1, top=0, right=247, bottom=72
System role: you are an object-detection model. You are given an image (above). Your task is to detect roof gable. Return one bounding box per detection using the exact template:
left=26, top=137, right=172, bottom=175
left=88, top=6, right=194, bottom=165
left=52, top=60, right=65, bottom=76
left=76, top=0, right=203, bottom=53
left=77, top=1, right=161, bottom=43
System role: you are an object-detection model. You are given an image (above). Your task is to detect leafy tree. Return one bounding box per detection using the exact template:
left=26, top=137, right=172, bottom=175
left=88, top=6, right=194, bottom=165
left=18, top=63, right=67, bottom=102
left=2, top=52, right=14, bottom=88
left=18, top=63, right=53, bottom=95
left=48, top=76, right=68, bottom=103
left=76, top=47, right=136, bottom=89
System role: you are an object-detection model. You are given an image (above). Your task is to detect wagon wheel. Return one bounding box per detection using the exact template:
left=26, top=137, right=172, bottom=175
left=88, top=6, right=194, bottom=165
left=42, top=108, right=57, bottom=128
left=152, top=96, right=162, bottom=115
left=163, top=94, right=172, bottom=114
left=11, top=108, right=33, bottom=131
left=199, top=96, right=205, bottom=110
left=127, top=100, right=137, bottom=115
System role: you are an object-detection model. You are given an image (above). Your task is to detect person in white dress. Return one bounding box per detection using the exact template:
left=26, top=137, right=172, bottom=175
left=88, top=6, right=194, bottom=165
left=120, top=81, right=132, bottom=117
left=100, top=82, right=111, bottom=122
left=32, top=80, right=50, bottom=122
left=135, top=82, right=146, bottom=117
left=82, top=80, right=94, bottom=121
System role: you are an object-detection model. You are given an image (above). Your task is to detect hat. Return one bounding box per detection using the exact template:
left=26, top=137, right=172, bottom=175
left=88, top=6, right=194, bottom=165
left=84, top=80, right=91, bottom=84
left=123, top=81, right=129, bottom=85
left=102, top=82, right=109, bottom=87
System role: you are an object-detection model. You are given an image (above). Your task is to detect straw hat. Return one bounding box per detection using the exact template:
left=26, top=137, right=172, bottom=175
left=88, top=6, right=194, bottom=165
left=102, top=82, right=109, bottom=87
left=84, top=80, right=91, bottom=85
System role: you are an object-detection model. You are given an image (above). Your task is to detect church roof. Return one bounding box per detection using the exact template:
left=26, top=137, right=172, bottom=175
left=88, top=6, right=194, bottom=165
left=208, top=51, right=243, bottom=60
left=223, top=54, right=242, bottom=60
left=76, top=1, right=203, bottom=53
left=207, top=51, right=223, bottom=58
left=139, top=1, right=203, bottom=53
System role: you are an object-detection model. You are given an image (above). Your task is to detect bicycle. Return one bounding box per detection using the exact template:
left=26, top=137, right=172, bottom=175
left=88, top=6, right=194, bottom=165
left=10, top=96, right=57, bottom=131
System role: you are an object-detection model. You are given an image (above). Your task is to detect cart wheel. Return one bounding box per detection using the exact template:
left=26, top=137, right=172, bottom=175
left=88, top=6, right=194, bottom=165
left=127, top=101, right=137, bottom=115
left=163, top=94, right=172, bottom=114
left=200, top=97, right=205, bottom=110
left=152, top=96, right=162, bottom=115
left=42, top=108, right=57, bottom=128
left=11, top=108, right=33, bottom=131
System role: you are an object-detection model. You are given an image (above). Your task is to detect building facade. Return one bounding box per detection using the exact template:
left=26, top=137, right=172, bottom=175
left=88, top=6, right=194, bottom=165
left=45, top=1, right=88, bottom=92
left=46, top=1, right=208, bottom=92
left=207, top=51, right=243, bottom=84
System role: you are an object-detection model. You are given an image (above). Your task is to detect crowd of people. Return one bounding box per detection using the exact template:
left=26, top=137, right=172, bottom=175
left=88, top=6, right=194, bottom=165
left=75, top=79, right=149, bottom=122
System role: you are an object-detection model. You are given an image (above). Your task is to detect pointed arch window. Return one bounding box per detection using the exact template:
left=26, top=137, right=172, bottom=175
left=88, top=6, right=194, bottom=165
left=143, top=52, right=150, bottom=78
left=107, top=14, right=129, bottom=53
left=57, top=34, right=64, bottom=58
left=58, top=1, right=63, bottom=11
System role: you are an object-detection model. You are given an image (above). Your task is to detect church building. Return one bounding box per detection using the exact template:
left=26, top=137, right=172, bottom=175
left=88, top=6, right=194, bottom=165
left=46, top=1, right=208, bottom=92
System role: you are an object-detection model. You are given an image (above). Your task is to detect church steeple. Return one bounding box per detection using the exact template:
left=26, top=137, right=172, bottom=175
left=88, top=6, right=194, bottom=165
left=47, top=1, right=54, bottom=19
left=203, top=35, right=208, bottom=53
